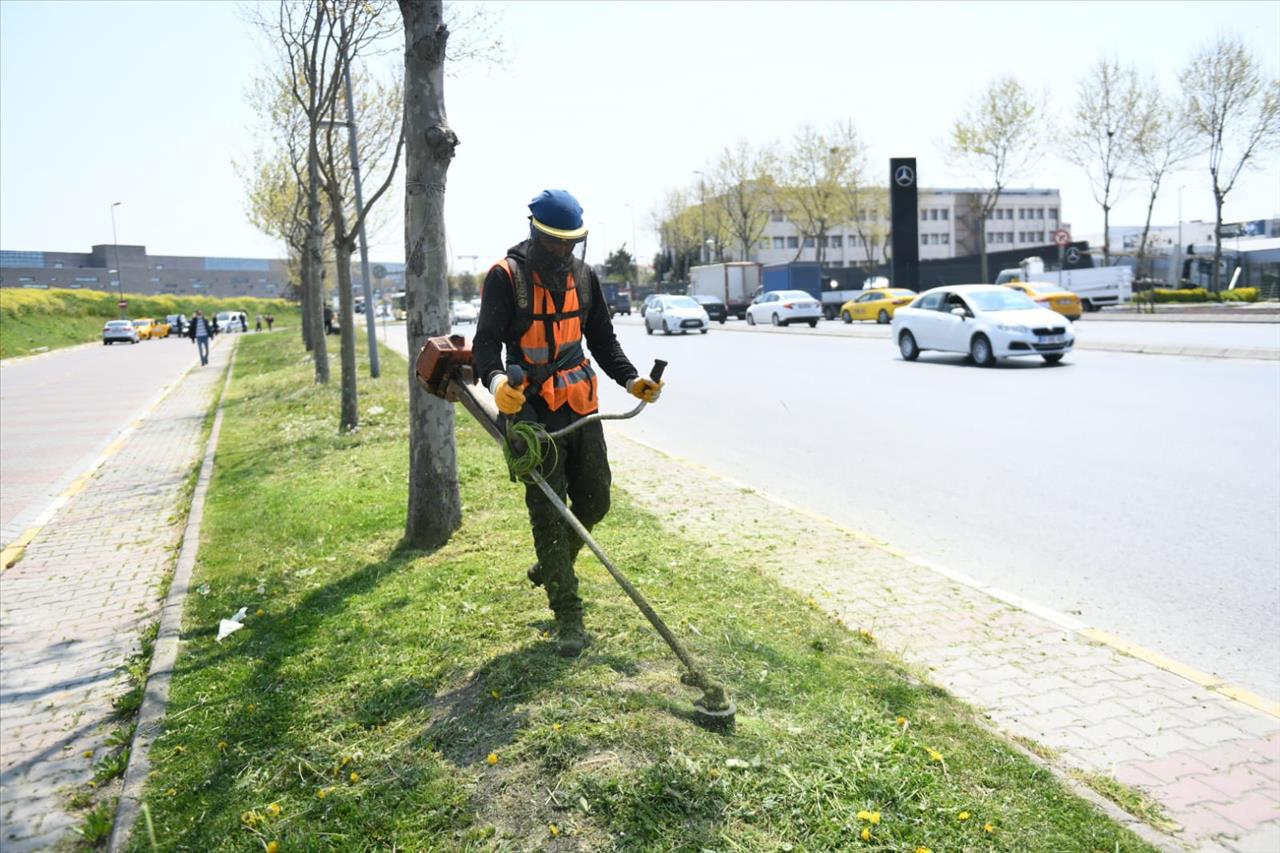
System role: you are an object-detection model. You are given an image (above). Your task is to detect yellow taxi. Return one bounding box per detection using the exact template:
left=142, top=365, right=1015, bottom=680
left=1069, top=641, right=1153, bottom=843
left=149, top=317, right=172, bottom=338
left=132, top=318, right=157, bottom=340
left=839, top=288, right=918, bottom=324
left=1001, top=281, right=1082, bottom=321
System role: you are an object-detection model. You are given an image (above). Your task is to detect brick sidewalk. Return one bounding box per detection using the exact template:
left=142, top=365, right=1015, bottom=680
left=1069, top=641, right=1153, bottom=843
left=607, top=434, right=1280, bottom=853
left=0, top=339, right=233, bottom=852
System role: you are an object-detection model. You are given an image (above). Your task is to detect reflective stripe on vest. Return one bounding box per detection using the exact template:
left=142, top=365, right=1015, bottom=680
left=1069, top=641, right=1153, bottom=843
left=494, top=258, right=598, bottom=415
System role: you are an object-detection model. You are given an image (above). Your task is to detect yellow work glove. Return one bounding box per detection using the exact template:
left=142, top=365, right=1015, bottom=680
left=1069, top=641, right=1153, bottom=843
left=627, top=376, right=663, bottom=403
left=491, top=376, right=527, bottom=415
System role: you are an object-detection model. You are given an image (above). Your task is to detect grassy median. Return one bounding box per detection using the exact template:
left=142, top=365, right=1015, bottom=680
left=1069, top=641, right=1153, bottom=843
left=129, top=331, right=1156, bottom=852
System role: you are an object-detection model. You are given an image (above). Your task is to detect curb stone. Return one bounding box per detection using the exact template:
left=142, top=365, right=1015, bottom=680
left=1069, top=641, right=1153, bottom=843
left=107, top=343, right=238, bottom=852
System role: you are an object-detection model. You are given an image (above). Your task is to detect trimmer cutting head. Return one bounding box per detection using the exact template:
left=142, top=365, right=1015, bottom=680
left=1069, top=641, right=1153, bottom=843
left=692, top=697, right=737, bottom=731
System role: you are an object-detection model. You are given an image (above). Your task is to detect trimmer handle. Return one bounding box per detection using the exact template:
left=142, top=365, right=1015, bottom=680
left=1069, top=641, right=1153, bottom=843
left=506, top=364, right=525, bottom=386
left=650, top=359, right=667, bottom=383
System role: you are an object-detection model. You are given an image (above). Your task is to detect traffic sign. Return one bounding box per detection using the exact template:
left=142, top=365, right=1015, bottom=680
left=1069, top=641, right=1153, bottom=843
left=1054, top=229, right=1071, bottom=247
left=117, top=300, right=128, bottom=309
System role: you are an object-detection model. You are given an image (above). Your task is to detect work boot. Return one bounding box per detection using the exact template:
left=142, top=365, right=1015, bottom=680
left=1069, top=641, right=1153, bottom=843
left=527, top=562, right=545, bottom=588
left=554, top=613, right=590, bottom=658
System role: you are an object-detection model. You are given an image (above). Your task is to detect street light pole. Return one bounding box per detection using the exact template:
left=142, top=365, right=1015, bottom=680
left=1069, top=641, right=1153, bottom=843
left=110, top=202, right=124, bottom=317
left=340, top=57, right=380, bottom=379
left=694, top=170, right=707, bottom=266
left=625, top=203, right=639, bottom=291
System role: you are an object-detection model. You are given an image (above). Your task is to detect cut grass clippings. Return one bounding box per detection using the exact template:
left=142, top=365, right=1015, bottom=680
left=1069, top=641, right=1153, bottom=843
left=128, top=331, right=1159, bottom=851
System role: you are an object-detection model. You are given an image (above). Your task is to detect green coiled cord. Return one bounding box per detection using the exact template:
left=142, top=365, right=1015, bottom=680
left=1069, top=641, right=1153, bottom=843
left=504, top=420, right=558, bottom=481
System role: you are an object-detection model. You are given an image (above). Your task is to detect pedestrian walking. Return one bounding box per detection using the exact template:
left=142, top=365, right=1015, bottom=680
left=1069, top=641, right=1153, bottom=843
left=255, top=314, right=263, bottom=333
left=265, top=314, right=275, bottom=332
left=187, top=310, right=218, bottom=366
left=473, top=189, right=663, bottom=657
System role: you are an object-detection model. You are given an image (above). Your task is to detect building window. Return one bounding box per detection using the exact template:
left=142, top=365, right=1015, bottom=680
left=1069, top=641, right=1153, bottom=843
left=1036, top=209, right=1045, bottom=219
left=829, top=235, right=842, bottom=248
left=931, top=209, right=940, bottom=220
left=940, top=234, right=950, bottom=245
left=920, top=234, right=928, bottom=245
left=941, top=209, right=949, bottom=221
left=759, top=238, right=770, bottom=250
left=773, top=237, right=785, bottom=249
left=74, top=275, right=99, bottom=282
left=1049, top=208, right=1058, bottom=220
left=786, top=236, right=798, bottom=249
left=18, top=276, right=33, bottom=281
left=54, top=262, right=63, bottom=269
left=802, top=237, right=815, bottom=248
left=921, top=209, right=928, bottom=221
left=1006, top=232, right=1014, bottom=243
left=155, top=264, right=164, bottom=270
left=771, top=209, right=785, bottom=222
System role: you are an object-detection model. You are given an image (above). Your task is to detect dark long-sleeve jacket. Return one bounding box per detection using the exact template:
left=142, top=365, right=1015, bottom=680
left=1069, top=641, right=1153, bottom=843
left=473, top=241, right=638, bottom=403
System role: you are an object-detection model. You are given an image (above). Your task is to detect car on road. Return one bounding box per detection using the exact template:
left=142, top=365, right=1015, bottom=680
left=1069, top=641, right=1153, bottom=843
left=451, top=301, right=478, bottom=324
left=644, top=295, right=709, bottom=335
left=216, top=311, right=245, bottom=333
left=690, top=293, right=728, bottom=323
left=639, top=294, right=660, bottom=318
left=149, top=317, right=172, bottom=338
left=132, top=318, right=159, bottom=340
left=838, top=288, right=917, bottom=324
left=892, top=284, right=1074, bottom=366
left=104, top=320, right=140, bottom=345
left=745, top=289, right=822, bottom=327
left=165, top=314, right=188, bottom=336
left=1001, top=281, right=1083, bottom=321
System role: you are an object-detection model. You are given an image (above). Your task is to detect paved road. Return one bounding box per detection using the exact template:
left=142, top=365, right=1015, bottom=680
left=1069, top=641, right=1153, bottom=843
left=382, top=318, right=1280, bottom=698
left=0, top=335, right=216, bottom=548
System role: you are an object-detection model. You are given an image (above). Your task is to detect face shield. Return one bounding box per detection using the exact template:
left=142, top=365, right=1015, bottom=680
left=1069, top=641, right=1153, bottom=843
left=530, top=226, right=588, bottom=276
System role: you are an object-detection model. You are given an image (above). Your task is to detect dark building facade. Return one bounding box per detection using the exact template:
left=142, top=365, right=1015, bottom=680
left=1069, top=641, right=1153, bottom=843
left=0, top=245, right=295, bottom=300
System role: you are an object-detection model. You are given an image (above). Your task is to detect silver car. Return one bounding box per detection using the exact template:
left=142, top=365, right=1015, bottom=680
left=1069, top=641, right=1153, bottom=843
left=644, top=295, right=710, bottom=335
left=103, top=319, right=139, bottom=345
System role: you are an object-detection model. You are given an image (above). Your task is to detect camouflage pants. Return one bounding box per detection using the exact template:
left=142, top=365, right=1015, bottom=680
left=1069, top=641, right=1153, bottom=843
left=524, top=419, right=611, bottom=618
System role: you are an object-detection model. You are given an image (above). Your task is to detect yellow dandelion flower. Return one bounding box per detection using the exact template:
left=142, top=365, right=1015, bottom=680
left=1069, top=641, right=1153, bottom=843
left=349, top=771, right=360, bottom=783
left=317, top=788, right=328, bottom=799
left=486, top=752, right=499, bottom=765
left=490, top=690, right=500, bottom=699
left=218, top=741, right=228, bottom=752
left=549, top=824, right=560, bottom=837
left=868, top=811, right=880, bottom=825
left=267, top=802, right=281, bottom=817
left=553, top=723, right=562, bottom=732
left=266, top=842, right=279, bottom=853
left=916, top=848, right=933, bottom=853
left=247, top=703, right=256, bottom=713
left=173, top=745, right=186, bottom=754
left=256, top=609, right=265, bottom=617
left=341, top=755, right=352, bottom=766
left=958, top=810, right=971, bottom=821
left=83, top=750, right=94, bottom=759
left=241, top=810, right=260, bottom=826
left=167, top=788, right=177, bottom=797
left=984, top=822, right=995, bottom=833
left=896, top=716, right=908, bottom=728
left=928, top=749, right=943, bottom=762
left=860, top=827, right=871, bottom=841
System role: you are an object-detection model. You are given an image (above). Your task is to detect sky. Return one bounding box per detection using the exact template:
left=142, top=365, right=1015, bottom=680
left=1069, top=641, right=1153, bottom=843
left=2, top=0, right=1279, bottom=272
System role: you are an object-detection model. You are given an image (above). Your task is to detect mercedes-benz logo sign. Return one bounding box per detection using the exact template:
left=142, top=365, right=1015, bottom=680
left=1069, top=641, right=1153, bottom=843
left=1065, top=247, right=1080, bottom=264
left=894, top=165, right=915, bottom=187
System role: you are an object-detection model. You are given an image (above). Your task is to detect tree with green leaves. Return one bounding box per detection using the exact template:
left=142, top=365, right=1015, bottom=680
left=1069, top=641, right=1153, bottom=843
left=604, top=245, right=634, bottom=281
left=772, top=121, right=864, bottom=266
left=653, top=188, right=703, bottom=283
left=1180, top=34, right=1280, bottom=291
left=948, top=76, right=1044, bottom=284
left=1063, top=58, right=1146, bottom=265
left=1133, top=87, right=1197, bottom=290
left=708, top=139, right=776, bottom=262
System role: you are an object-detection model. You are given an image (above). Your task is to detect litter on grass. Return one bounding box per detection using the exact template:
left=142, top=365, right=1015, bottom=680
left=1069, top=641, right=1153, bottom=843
left=216, top=607, right=249, bottom=642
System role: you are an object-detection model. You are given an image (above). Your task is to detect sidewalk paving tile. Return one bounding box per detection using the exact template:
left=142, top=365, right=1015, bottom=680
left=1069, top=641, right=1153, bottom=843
left=0, top=342, right=228, bottom=850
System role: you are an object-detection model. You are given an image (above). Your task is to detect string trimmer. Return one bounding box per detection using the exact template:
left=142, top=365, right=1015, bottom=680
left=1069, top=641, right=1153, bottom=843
left=416, top=335, right=736, bottom=731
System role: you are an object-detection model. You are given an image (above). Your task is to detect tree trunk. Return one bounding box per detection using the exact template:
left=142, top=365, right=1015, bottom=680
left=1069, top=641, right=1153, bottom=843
left=300, top=248, right=314, bottom=350
left=331, top=187, right=360, bottom=432
left=979, top=232, right=989, bottom=285
left=400, top=0, right=461, bottom=549
left=1102, top=201, right=1111, bottom=266
left=1138, top=186, right=1159, bottom=314
left=306, top=144, right=330, bottom=383
left=1212, top=190, right=1224, bottom=293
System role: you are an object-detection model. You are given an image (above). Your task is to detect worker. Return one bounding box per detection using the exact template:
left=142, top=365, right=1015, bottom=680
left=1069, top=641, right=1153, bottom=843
left=473, top=189, right=663, bottom=657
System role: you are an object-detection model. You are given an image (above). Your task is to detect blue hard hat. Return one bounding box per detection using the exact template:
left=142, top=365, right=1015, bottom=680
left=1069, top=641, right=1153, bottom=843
left=528, top=189, right=588, bottom=240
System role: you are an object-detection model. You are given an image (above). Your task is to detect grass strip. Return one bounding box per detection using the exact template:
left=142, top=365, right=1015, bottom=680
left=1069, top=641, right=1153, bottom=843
left=129, top=331, right=1158, bottom=852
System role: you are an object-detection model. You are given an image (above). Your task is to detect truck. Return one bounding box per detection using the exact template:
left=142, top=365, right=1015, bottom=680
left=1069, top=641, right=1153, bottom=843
left=995, top=256, right=1133, bottom=311
left=688, top=262, right=762, bottom=319
left=602, top=281, right=631, bottom=317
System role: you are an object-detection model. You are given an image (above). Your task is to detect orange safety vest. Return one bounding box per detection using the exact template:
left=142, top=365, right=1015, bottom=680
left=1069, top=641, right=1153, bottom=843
left=494, top=258, right=599, bottom=416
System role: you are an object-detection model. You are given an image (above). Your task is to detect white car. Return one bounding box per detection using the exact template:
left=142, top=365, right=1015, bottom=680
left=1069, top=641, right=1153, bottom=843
left=892, top=284, right=1074, bottom=366
left=103, top=319, right=139, bottom=345
left=644, top=295, right=709, bottom=335
left=745, top=289, right=822, bottom=328
left=451, top=301, right=478, bottom=324
left=216, top=311, right=245, bottom=333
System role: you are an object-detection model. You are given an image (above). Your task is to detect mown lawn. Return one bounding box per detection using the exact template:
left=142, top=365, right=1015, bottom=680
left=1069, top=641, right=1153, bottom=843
left=129, top=332, right=1156, bottom=852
